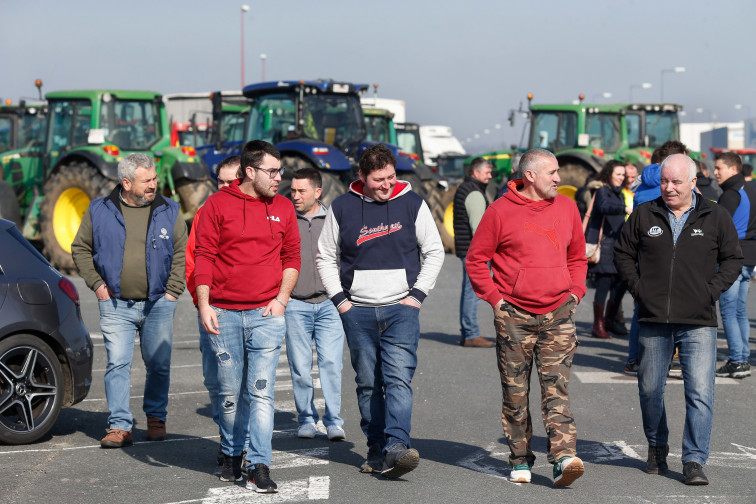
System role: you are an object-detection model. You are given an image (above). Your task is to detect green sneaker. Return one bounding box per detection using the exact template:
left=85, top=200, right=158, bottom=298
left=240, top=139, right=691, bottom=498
left=509, top=463, right=531, bottom=483
left=553, top=456, right=584, bottom=487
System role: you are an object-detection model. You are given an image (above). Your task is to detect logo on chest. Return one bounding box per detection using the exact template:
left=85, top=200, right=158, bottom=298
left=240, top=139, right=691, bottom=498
left=691, top=228, right=704, bottom=237
left=647, top=226, right=663, bottom=237
left=524, top=220, right=560, bottom=250
left=159, top=227, right=170, bottom=240
left=356, top=221, right=402, bottom=245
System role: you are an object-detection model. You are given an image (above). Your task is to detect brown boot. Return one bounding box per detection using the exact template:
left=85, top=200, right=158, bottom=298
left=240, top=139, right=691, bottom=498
left=604, top=300, right=628, bottom=335
left=146, top=417, right=166, bottom=441
left=592, top=302, right=612, bottom=339
left=101, top=429, right=133, bottom=448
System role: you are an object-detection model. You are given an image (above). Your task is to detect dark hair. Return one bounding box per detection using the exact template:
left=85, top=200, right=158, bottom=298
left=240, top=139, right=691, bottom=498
left=715, top=151, right=743, bottom=172
left=216, top=155, right=242, bottom=178
left=241, top=140, right=281, bottom=176
left=292, top=167, right=322, bottom=189
left=651, top=140, right=687, bottom=164
left=743, top=162, right=753, bottom=177
left=598, top=160, right=626, bottom=186
left=359, top=144, right=396, bottom=176
left=465, top=157, right=491, bottom=177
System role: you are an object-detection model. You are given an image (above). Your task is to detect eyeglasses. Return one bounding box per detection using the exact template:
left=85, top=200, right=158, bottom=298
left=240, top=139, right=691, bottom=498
left=254, top=167, right=285, bottom=178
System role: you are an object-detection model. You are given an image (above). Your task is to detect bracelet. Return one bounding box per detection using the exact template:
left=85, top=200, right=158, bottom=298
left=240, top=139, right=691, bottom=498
left=274, top=298, right=287, bottom=308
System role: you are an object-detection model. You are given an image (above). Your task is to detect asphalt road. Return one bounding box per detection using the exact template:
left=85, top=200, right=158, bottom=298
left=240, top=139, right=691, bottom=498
left=1, top=255, right=755, bottom=504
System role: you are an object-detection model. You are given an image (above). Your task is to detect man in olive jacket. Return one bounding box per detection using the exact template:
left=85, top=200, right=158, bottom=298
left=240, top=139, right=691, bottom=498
left=614, top=154, right=742, bottom=486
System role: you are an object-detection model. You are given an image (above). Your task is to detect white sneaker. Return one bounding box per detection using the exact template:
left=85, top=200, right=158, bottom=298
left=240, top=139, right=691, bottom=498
left=553, top=456, right=584, bottom=487
left=297, top=423, right=317, bottom=439
left=509, top=463, right=531, bottom=483
left=326, top=425, right=345, bottom=441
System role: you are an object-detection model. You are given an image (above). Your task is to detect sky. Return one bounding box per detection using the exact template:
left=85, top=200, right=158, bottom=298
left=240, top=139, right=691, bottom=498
left=2, top=0, right=753, bottom=154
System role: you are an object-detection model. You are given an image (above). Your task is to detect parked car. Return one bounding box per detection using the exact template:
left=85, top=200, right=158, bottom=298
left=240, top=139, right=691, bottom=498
left=0, top=218, right=92, bottom=444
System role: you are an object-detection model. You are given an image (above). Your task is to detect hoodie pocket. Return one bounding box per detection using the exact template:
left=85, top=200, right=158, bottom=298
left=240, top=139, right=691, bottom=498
left=511, top=266, right=571, bottom=302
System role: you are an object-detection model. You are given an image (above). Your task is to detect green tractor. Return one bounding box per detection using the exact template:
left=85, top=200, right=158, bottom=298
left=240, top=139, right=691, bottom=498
left=0, top=102, right=46, bottom=155
left=0, top=89, right=215, bottom=273
left=362, top=106, right=398, bottom=145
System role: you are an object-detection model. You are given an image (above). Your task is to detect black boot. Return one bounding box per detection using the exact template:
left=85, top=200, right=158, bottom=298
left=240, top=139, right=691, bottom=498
left=646, top=444, right=669, bottom=474
left=604, top=300, right=628, bottom=335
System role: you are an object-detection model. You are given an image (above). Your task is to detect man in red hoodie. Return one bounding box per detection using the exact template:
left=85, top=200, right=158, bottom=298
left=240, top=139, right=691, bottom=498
left=195, top=140, right=300, bottom=493
left=466, top=148, right=588, bottom=487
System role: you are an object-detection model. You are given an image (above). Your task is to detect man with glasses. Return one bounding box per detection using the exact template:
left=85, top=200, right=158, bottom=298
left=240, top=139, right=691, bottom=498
left=185, top=156, right=252, bottom=472
left=195, top=141, right=301, bottom=493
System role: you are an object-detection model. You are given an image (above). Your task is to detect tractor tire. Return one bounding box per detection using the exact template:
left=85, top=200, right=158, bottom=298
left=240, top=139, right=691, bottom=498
left=402, top=173, right=456, bottom=253
left=0, top=334, right=64, bottom=445
left=441, top=184, right=458, bottom=254
left=558, top=163, right=593, bottom=200
left=279, top=155, right=347, bottom=207
left=0, top=180, right=22, bottom=227
left=40, top=162, right=113, bottom=273
left=176, top=179, right=217, bottom=223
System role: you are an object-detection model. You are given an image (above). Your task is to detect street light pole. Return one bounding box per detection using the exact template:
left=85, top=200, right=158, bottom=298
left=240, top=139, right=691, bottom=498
left=735, top=104, right=752, bottom=120
left=260, top=54, right=267, bottom=82
left=629, top=82, right=652, bottom=101
left=660, top=67, right=685, bottom=102
left=241, top=5, right=250, bottom=88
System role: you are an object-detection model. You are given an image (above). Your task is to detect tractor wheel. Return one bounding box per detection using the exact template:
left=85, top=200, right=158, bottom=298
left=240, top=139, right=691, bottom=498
left=176, top=179, right=217, bottom=223
left=402, top=173, right=455, bottom=253
left=40, top=162, right=113, bottom=273
left=558, top=163, right=593, bottom=201
left=279, top=156, right=347, bottom=207
left=0, top=180, right=22, bottom=227
left=441, top=184, right=458, bottom=254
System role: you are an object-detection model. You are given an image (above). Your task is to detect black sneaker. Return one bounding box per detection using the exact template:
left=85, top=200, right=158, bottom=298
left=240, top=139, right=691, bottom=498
left=361, top=443, right=383, bottom=473
left=645, top=444, right=669, bottom=474
left=247, top=463, right=278, bottom=493
left=683, top=461, right=709, bottom=485
left=219, top=454, right=243, bottom=482
left=381, top=443, right=420, bottom=479
left=716, top=360, right=750, bottom=378
left=624, top=360, right=639, bottom=375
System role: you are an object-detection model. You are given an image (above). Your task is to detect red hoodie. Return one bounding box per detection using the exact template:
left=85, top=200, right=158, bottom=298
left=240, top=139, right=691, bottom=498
left=466, top=179, right=587, bottom=314
left=194, top=180, right=300, bottom=309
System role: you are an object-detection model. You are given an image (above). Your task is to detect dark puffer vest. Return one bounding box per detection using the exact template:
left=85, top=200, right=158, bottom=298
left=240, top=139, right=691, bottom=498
left=453, top=176, right=489, bottom=258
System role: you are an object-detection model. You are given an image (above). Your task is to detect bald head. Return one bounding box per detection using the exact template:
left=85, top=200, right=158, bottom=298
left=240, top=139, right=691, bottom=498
left=660, top=154, right=697, bottom=212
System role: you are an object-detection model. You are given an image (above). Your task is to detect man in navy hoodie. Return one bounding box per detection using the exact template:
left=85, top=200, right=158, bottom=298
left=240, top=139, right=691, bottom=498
left=317, top=144, right=444, bottom=479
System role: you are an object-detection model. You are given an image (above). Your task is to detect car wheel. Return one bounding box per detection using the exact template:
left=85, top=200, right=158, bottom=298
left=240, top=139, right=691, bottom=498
left=0, top=335, right=64, bottom=445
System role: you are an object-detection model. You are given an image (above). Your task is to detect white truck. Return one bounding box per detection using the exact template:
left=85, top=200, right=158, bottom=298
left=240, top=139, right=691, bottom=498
left=419, top=125, right=466, bottom=166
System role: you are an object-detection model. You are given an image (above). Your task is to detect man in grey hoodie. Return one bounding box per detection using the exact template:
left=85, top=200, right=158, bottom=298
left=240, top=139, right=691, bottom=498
left=286, top=168, right=346, bottom=442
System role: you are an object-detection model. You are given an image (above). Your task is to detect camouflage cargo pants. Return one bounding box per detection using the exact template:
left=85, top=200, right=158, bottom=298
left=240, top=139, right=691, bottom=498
left=494, top=296, right=579, bottom=466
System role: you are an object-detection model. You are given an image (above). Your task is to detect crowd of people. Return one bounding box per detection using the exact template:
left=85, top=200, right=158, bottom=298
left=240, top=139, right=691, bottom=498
left=68, top=139, right=752, bottom=493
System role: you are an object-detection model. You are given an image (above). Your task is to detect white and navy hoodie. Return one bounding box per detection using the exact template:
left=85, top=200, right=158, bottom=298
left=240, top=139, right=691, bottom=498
left=316, top=179, right=444, bottom=309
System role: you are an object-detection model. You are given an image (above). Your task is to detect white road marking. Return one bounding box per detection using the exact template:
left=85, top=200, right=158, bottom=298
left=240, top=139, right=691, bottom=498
left=163, top=476, right=330, bottom=503
left=573, top=371, right=739, bottom=385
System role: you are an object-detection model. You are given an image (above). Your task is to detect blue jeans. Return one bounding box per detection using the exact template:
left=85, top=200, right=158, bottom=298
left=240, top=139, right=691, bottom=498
left=208, top=307, right=285, bottom=465
left=718, top=265, right=754, bottom=362
left=197, top=315, right=251, bottom=449
left=637, top=323, right=717, bottom=466
left=285, top=299, right=344, bottom=427
left=99, top=296, right=177, bottom=430
left=460, top=257, right=481, bottom=341
left=340, top=304, right=420, bottom=452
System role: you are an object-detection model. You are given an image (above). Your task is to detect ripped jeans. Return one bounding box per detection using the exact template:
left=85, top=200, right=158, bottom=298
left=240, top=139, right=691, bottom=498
left=208, top=306, right=286, bottom=466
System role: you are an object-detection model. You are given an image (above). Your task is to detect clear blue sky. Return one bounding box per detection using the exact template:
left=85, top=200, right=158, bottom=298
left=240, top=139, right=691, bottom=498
left=2, top=0, right=752, bottom=153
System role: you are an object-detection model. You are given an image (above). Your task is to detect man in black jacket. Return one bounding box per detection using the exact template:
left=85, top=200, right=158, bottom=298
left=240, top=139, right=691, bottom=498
left=614, top=154, right=743, bottom=486
left=453, top=157, right=494, bottom=347
left=714, top=152, right=756, bottom=378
